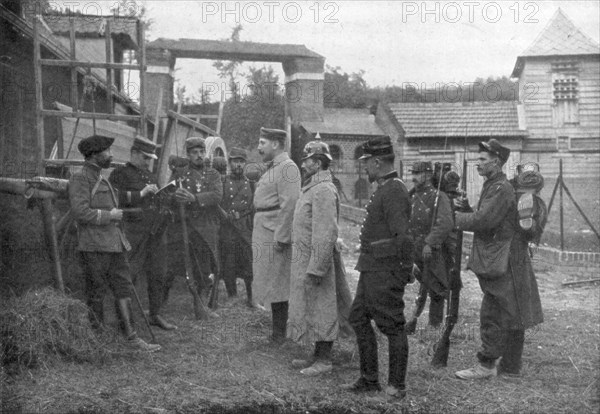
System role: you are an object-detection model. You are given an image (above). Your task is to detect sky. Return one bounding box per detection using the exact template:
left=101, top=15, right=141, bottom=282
left=68, top=1, right=600, bottom=101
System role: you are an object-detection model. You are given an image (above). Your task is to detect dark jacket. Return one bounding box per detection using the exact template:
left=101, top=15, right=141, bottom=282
left=69, top=162, right=130, bottom=252
left=356, top=171, right=412, bottom=272
left=456, top=171, right=543, bottom=329
left=219, top=174, right=254, bottom=244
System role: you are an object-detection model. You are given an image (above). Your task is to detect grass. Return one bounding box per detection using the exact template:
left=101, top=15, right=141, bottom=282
left=2, top=220, right=599, bottom=414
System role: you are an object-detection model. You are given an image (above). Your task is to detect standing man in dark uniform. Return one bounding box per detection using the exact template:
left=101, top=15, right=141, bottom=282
left=342, top=136, right=413, bottom=399
left=69, top=135, right=160, bottom=352
left=219, top=147, right=255, bottom=306
left=454, top=139, right=543, bottom=379
left=407, top=161, right=453, bottom=330
left=165, top=137, right=223, bottom=303
left=109, top=136, right=177, bottom=330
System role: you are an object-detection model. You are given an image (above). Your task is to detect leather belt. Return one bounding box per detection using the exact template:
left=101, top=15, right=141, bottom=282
left=255, top=205, right=280, bottom=213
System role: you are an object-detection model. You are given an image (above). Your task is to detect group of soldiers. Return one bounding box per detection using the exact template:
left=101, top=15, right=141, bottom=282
left=69, top=128, right=544, bottom=399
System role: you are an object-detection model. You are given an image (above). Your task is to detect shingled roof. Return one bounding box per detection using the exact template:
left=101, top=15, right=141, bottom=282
left=511, top=8, right=600, bottom=77
left=148, top=38, right=323, bottom=62
left=386, top=101, right=527, bottom=139
left=301, top=108, right=385, bottom=137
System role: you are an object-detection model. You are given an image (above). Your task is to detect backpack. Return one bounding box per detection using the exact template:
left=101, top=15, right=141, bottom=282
left=515, top=170, right=548, bottom=245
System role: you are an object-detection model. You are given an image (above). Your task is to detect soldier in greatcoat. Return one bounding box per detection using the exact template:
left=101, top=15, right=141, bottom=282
left=287, top=137, right=342, bottom=376
left=69, top=135, right=160, bottom=352
left=342, top=136, right=413, bottom=399
left=408, top=161, right=454, bottom=329
left=252, top=127, right=300, bottom=342
left=454, top=139, right=543, bottom=380
left=109, top=136, right=176, bottom=330
left=219, top=147, right=255, bottom=306
left=164, top=137, right=223, bottom=302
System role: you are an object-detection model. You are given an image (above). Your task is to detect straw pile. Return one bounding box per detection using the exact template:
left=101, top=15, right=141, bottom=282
left=1, top=287, right=108, bottom=367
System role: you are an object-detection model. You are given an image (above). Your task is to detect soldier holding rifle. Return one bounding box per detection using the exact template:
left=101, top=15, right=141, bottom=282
left=69, top=135, right=160, bottom=352
left=164, top=137, right=223, bottom=308
left=109, top=136, right=177, bottom=331
left=406, top=161, right=453, bottom=332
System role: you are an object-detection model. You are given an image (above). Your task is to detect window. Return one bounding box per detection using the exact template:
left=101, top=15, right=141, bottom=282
left=552, top=61, right=579, bottom=126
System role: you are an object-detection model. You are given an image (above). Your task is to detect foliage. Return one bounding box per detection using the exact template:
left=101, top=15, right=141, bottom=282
left=213, top=24, right=245, bottom=99
left=324, top=66, right=370, bottom=109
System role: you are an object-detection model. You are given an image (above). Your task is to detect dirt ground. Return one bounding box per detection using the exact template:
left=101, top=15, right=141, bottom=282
left=2, top=220, right=599, bottom=414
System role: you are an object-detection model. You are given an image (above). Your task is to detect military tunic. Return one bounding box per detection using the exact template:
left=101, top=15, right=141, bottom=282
left=109, top=162, right=168, bottom=316
left=252, top=152, right=300, bottom=306
left=219, top=173, right=254, bottom=295
left=69, top=162, right=132, bottom=303
left=166, top=164, right=223, bottom=293
left=349, top=170, right=412, bottom=389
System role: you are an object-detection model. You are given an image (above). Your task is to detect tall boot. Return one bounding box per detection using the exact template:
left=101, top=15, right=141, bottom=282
left=115, top=298, right=161, bottom=352
left=87, top=297, right=104, bottom=330
left=387, top=332, right=409, bottom=392
left=115, top=298, right=135, bottom=334
left=498, top=329, right=525, bottom=375
left=428, top=292, right=445, bottom=328
left=354, top=322, right=379, bottom=383
left=245, top=280, right=255, bottom=308
left=271, top=301, right=288, bottom=342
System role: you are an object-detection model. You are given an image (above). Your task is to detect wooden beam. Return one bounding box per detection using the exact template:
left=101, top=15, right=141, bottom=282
left=69, top=15, right=78, bottom=111
left=216, top=101, right=224, bottom=136
left=105, top=19, right=113, bottom=115
left=40, top=59, right=141, bottom=71
left=33, top=15, right=44, bottom=176
left=42, top=110, right=142, bottom=122
left=138, top=20, right=147, bottom=137
left=167, top=110, right=218, bottom=136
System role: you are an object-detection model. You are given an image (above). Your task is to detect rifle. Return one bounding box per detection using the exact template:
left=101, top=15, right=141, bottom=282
left=406, top=136, right=448, bottom=334
left=431, top=130, right=466, bottom=367
left=177, top=179, right=213, bottom=320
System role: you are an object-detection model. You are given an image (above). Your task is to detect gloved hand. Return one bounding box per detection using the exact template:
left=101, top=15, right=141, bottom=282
left=453, top=196, right=471, bottom=212
left=175, top=187, right=195, bottom=203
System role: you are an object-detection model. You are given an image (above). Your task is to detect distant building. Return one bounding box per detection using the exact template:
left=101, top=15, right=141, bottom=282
left=299, top=108, right=390, bottom=205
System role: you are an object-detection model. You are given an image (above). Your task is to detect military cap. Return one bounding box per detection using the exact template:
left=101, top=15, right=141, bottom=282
left=185, top=136, right=206, bottom=151
left=228, top=147, right=247, bottom=161
left=259, top=127, right=287, bottom=144
left=410, top=161, right=433, bottom=173
left=78, top=135, right=114, bottom=157
left=358, top=135, right=394, bottom=160
left=302, top=134, right=332, bottom=161
left=131, top=136, right=158, bottom=159
left=478, top=139, right=510, bottom=165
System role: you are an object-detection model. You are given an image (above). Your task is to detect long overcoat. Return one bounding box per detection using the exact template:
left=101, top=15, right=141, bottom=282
left=252, top=152, right=300, bottom=305
left=455, top=171, right=543, bottom=330
left=288, top=170, right=340, bottom=343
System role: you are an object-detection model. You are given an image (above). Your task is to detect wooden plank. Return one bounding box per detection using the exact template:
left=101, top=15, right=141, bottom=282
left=69, top=15, right=78, bottom=111
left=216, top=100, right=224, bottom=135
left=33, top=15, right=44, bottom=175
left=42, top=109, right=141, bottom=122
left=167, top=110, right=218, bottom=136
left=40, top=59, right=140, bottom=71
left=105, top=19, right=113, bottom=115
left=138, top=20, right=147, bottom=137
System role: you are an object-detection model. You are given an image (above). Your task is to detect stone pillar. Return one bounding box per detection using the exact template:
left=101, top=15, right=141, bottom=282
left=282, top=57, right=325, bottom=164
left=144, top=48, right=174, bottom=121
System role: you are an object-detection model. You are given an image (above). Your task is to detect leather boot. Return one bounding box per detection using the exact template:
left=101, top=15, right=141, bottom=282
left=387, top=332, right=409, bottom=391
left=271, top=301, right=288, bottom=342
left=115, top=298, right=135, bottom=333
left=245, top=280, right=255, bottom=308
left=498, top=329, right=524, bottom=375
left=87, top=298, right=104, bottom=330
left=149, top=314, right=177, bottom=330
left=116, top=298, right=161, bottom=352
left=354, top=322, right=379, bottom=383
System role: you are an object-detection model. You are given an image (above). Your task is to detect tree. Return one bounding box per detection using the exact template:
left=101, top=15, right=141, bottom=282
left=324, top=66, right=370, bottom=108
left=213, top=24, right=245, bottom=100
